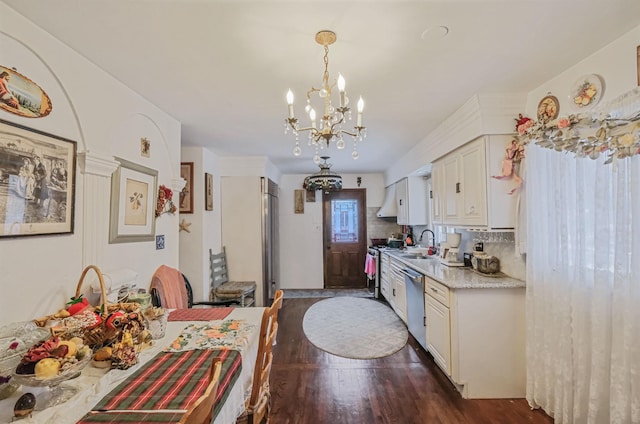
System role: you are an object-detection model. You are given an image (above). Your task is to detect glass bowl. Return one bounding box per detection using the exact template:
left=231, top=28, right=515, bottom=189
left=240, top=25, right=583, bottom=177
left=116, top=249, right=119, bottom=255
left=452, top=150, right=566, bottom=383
left=0, top=322, right=50, bottom=399
left=12, top=354, right=91, bottom=388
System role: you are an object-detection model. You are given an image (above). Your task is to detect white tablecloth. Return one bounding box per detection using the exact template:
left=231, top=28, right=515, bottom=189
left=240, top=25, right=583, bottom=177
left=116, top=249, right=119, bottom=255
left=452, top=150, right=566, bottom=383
left=0, top=307, right=265, bottom=424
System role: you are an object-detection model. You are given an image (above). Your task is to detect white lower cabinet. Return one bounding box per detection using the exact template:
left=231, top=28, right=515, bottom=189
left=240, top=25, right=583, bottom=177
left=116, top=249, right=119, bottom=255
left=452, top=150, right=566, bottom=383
left=389, top=258, right=407, bottom=324
left=380, top=254, right=390, bottom=301
left=424, top=279, right=526, bottom=399
left=424, top=278, right=451, bottom=375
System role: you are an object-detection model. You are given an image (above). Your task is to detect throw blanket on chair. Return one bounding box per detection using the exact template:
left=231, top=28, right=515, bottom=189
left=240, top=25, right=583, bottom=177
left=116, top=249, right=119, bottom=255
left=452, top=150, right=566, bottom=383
left=150, top=265, right=188, bottom=309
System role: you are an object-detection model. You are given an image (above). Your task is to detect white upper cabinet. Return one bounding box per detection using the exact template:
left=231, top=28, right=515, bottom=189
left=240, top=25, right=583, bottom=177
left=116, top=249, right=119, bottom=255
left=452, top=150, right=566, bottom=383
left=396, top=176, right=429, bottom=226
left=431, top=135, right=517, bottom=229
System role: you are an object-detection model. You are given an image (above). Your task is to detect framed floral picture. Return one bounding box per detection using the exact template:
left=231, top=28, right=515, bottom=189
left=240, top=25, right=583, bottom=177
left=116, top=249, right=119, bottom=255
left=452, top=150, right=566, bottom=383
left=109, top=157, right=157, bottom=243
left=0, top=119, right=76, bottom=238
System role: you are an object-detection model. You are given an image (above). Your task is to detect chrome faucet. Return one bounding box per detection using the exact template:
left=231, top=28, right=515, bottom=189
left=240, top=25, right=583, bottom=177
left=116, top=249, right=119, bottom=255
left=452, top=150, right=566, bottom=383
left=419, top=229, right=435, bottom=247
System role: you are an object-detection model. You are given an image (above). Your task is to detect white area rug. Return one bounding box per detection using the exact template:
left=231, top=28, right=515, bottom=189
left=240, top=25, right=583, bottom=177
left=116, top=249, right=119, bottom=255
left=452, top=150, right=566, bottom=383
left=302, top=297, right=408, bottom=359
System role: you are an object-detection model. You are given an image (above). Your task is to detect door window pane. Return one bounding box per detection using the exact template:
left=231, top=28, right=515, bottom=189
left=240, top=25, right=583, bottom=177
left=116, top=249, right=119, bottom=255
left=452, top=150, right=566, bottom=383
left=331, top=199, right=358, bottom=242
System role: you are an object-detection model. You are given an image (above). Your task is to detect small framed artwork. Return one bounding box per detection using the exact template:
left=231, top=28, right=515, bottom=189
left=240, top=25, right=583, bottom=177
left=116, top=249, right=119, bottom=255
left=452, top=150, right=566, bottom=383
left=294, top=189, right=305, bottom=214
left=179, top=162, right=194, bottom=214
left=306, top=189, right=316, bottom=202
left=109, top=157, right=157, bottom=243
left=0, top=119, right=77, bottom=238
left=205, top=172, right=213, bottom=211
left=140, top=137, right=150, bottom=158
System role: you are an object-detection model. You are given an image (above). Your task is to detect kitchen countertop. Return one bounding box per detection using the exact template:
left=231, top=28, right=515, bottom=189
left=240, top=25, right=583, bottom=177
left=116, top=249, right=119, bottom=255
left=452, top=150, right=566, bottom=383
left=383, top=250, right=525, bottom=289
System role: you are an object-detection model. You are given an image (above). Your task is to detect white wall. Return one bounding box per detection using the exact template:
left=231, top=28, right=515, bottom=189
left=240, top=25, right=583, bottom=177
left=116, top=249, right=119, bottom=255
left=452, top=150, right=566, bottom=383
left=525, top=25, right=640, bottom=119
left=278, top=173, right=385, bottom=290
left=0, top=4, right=181, bottom=323
left=178, top=146, right=224, bottom=302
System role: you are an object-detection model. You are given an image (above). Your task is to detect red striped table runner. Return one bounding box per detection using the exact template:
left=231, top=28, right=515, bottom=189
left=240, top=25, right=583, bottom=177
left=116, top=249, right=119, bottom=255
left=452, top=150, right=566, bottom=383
left=77, top=349, right=241, bottom=424
left=167, top=307, right=234, bottom=321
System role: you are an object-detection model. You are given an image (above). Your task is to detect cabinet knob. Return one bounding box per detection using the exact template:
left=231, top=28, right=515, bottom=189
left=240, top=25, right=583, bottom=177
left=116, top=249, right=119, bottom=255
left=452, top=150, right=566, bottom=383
left=468, top=205, right=475, bottom=213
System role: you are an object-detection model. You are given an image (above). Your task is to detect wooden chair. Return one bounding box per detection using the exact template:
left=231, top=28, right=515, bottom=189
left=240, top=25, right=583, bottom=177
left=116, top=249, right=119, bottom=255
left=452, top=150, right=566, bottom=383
left=179, top=358, right=222, bottom=424
left=149, top=264, right=238, bottom=309
left=210, top=247, right=257, bottom=307
left=237, top=289, right=284, bottom=424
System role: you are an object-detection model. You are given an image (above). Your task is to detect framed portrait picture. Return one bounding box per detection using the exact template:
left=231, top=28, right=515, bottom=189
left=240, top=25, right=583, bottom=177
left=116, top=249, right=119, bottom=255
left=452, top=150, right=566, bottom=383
left=180, top=162, right=194, bottom=214
left=0, top=119, right=76, bottom=238
left=205, top=172, right=213, bottom=211
left=109, top=157, right=157, bottom=243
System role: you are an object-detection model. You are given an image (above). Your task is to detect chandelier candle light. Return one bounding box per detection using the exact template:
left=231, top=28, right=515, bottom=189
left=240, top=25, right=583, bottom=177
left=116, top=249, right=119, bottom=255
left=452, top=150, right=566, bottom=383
left=285, top=30, right=366, bottom=163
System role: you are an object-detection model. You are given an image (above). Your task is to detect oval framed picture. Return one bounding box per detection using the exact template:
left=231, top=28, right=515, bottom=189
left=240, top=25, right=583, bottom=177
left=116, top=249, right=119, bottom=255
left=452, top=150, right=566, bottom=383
left=0, top=65, right=52, bottom=118
left=537, top=94, right=559, bottom=123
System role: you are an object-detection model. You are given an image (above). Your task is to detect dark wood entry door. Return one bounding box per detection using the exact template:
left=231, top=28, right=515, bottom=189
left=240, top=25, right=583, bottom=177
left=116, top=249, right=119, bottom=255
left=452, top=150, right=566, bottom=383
left=322, top=189, right=367, bottom=289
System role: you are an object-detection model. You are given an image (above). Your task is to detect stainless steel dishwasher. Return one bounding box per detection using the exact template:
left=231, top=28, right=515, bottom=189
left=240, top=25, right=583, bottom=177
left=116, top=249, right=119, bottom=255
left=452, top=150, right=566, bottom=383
left=402, top=267, right=427, bottom=351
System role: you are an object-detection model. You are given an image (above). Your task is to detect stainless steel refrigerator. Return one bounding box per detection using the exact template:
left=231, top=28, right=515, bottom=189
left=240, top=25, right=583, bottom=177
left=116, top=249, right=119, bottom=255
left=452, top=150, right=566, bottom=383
left=261, top=178, right=279, bottom=305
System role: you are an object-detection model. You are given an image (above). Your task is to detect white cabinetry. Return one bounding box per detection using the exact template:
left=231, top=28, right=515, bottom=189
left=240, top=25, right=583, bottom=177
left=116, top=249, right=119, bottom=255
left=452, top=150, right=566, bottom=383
left=430, top=162, right=443, bottom=225
left=424, top=278, right=451, bottom=374
left=389, top=258, right=407, bottom=323
left=396, top=176, right=429, bottom=226
left=380, top=253, right=391, bottom=301
left=431, top=135, right=516, bottom=229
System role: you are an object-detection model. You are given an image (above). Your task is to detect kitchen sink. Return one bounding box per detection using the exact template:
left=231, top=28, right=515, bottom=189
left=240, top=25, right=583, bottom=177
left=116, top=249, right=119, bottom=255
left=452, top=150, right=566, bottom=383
left=401, top=254, right=427, bottom=259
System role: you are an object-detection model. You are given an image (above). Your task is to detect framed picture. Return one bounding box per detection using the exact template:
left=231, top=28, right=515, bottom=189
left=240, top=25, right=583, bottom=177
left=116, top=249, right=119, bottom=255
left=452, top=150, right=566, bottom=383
left=109, top=157, right=157, bottom=243
left=0, top=119, right=76, bottom=238
left=305, top=189, right=316, bottom=202
left=637, top=45, right=640, bottom=86
left=537, top=94, right=559, bottom=123
left=294, top=189, right=305, bottom=214
left=0, top=66, right=53, bottom=118
left=179, top=162, right=194, bottom=214
left=205, top=172, right=213, bottom=211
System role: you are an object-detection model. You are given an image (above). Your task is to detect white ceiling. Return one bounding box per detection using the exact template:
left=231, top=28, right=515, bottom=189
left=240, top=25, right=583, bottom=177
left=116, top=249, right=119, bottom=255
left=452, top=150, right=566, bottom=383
left=4, top=0, right=640, bottom=175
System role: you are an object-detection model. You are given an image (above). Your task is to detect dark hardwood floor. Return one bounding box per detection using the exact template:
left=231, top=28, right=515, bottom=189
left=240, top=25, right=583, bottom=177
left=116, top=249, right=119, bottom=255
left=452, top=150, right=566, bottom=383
left=269, top=298, right=553, bottom=424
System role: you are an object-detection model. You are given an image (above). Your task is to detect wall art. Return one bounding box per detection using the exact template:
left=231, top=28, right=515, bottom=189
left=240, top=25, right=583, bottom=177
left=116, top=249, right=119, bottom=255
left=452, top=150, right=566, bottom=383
left=0, top=65, right=52, bottom=118
left=140, top=137, right=150, bottom=158
left=205, top=172, right=213, bottom=211
left=294, top=189, right=304, bottom=214
left=109, top=157, right=157, bottom=243
left=179, top=162, right=194, bottom=214
left=0, top=119, right=76, bottom=238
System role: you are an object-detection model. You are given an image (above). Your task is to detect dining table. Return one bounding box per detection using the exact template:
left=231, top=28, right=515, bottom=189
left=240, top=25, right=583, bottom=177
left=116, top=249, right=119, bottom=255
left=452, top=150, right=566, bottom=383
left=0, top=306, right=266, bottom=424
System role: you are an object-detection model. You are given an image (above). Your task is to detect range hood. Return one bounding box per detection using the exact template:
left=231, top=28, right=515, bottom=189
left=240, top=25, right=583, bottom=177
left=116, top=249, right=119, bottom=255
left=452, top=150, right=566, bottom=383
left=377, top=184, right=397, bottom=217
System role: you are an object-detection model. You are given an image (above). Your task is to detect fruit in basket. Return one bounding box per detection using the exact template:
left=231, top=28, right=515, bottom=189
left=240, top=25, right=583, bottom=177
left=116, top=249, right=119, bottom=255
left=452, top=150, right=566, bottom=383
left=14, top=392, right=36, bottom=418
left=34, top=358, right=60, bottom=378
left=66, top=295, right=90, bottom=316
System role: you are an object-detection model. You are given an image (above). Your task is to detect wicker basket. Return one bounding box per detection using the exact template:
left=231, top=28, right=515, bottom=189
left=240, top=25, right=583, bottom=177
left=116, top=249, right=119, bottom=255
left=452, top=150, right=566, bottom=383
left=51, top=265, right=142, bottom=347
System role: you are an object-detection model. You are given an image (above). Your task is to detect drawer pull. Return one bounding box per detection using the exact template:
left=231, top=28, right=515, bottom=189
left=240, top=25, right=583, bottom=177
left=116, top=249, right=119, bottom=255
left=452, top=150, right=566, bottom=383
left=430, top=287, right=438, bottom=293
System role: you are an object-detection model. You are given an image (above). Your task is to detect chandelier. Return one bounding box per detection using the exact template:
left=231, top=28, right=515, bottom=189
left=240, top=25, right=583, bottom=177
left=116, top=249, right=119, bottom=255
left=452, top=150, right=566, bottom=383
left=303, top=156, right=343, bottom=192
left=285, top=30, right=366, bottom=164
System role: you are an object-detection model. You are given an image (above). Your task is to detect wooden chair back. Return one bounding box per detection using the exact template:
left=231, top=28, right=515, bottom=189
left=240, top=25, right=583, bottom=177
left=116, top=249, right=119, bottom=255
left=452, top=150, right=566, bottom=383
left=242, top=289, right=283, bottom=424
left=209, top=246, right=230, bottom=290
left=179, top=358, right=222, bottom=424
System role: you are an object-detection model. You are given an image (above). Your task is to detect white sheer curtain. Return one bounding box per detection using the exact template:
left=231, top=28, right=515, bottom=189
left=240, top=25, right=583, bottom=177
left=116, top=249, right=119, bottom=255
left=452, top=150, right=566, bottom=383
left=525, top=145, right=640, bottom=423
